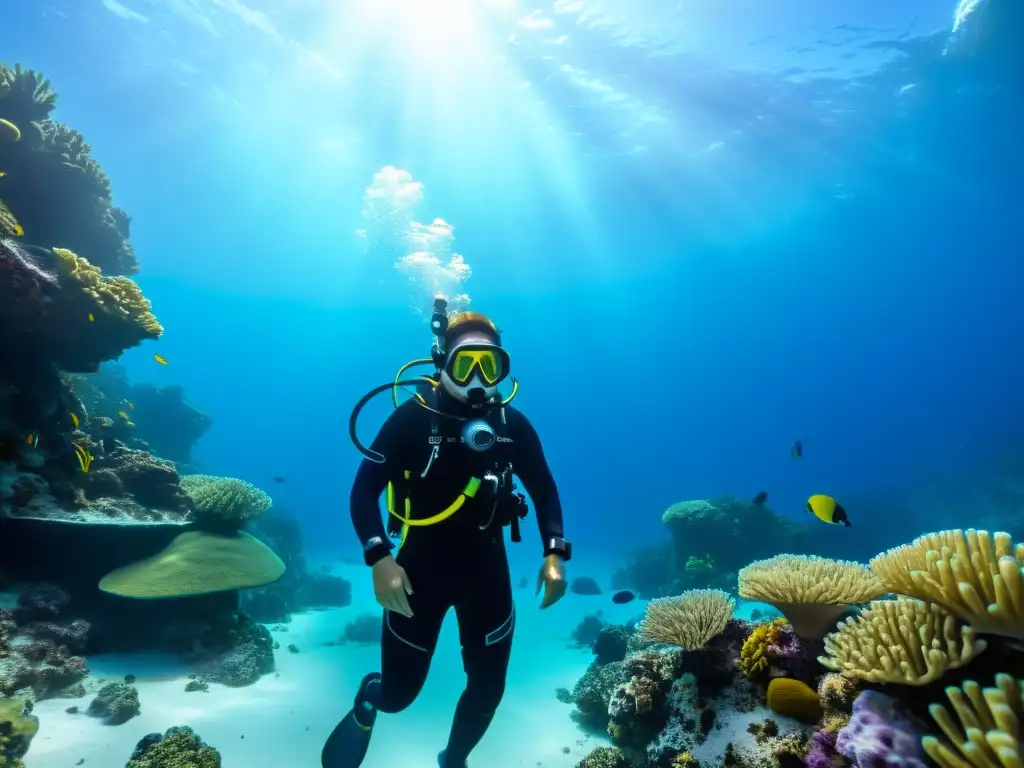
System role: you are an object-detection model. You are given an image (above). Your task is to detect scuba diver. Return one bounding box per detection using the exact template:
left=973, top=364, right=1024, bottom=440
left=322, top=300, right=571, bottom=768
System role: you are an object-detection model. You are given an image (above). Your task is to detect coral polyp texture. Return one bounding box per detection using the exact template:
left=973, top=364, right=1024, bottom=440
left=738, top=554, right=886, bottom=638
left=740, top=617, right=789, bottom=678
left=819, top=597, right=987, bottom=685
left=638, top=589, right=735, bottom=650
left=837, top=690, right=929, bottom=768
left=0, top=61, right=137, bottom=275
left=922, top=674, right=1024, bottom=768
left=179, top=475, right=273, bottom=532
left=871, top=528, right=1024, bottom=640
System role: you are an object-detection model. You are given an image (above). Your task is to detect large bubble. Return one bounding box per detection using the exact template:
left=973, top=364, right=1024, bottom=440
left=358, top=166, right=471, bottom=312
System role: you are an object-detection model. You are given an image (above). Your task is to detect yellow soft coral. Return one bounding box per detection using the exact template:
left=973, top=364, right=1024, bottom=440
left=922, top=674, right=1023, bottom=768
left=871, top=528, right=1024, bottom=640
left=52, top=247, right=162, bottom=336
left=819, top=598, right=987, bottom=685
left=638, top=589, right=735, bottom=650
left=738, top=555, right=886, bottom=638
left=740, top=618, right=788, bottom=678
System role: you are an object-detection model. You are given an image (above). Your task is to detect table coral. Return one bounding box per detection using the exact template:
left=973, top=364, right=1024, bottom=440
left=738, top=555, right=885, bottom=639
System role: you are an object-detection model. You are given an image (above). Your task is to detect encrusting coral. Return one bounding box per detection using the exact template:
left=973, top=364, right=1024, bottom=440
left=871, top=528, right=1024, bottom=640
left=0, top=698, right=38, bottom=767
left=180, top=475, right=273, bottom=532
left=922, top=674, right=1024, bottom=768
left=638, top=589, right=735, bottom=650
left=738, top=554, right=886, bottom=638
left=819, top=597, right=987, bottom=685
left=98, top=530, right=286, bottom=598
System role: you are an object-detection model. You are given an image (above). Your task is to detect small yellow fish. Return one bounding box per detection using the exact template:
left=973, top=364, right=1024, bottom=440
left=805, top=494, right=851, bottom=527
left=118, top=410, right=130, bottom=420
left=126, top=401, right=134, bottom=410
left=70, top=412, right=80, bottom=429
left=0, top=170, right=5, bottom=178
left=13, top=223, right=24, bottom=237
left=153, top=354, right=168, bottom=365
left=88, top=313, right=94, bottom=322
left=26, top=433, right=39, bottom=448
left=72, top=443, right=93, bottom=473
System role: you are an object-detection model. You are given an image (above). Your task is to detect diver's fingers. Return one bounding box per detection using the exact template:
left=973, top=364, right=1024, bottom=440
left=535, top=569, right=543, bottom=596
left=394, top=589, right=414, bottom=618
left=399, top=567, right=414, bottom=595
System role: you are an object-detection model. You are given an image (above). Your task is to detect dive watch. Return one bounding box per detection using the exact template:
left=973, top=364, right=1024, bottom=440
left=544, top=537, right=572, bottom=561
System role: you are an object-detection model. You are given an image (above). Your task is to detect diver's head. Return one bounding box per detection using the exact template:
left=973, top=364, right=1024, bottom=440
left=440, top=312, right=509, bottom=406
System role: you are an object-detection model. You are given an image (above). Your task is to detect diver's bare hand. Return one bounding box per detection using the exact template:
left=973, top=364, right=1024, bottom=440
left=372, top=555, right=414, bottom=617
left=536, top=554, right=567, bottom=609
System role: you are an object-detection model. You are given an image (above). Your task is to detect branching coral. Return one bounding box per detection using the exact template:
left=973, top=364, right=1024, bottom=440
left=819, top=598, right=987, bottom=685
left=638, top=589, right=735, bottom=650
left=180, top=474, right=272, bottom=532
left=738, top=555, right=886, bottom=638
left=922, top=674, right=1024, bottom=768
left=871, top=528, right=1024, bottom=640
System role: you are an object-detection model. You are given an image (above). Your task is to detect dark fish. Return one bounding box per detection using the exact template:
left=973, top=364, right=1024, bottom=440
left=790, top=440, right=802, bottom=458
left=752, top=491, right=768, bottom=506
left=272, top=476, right=286, bottom=483
left=611, top=590, right=636, bottom=605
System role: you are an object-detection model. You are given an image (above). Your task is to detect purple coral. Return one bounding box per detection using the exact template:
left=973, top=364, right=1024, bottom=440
left=807, top=729, right=843, bottom=768
left=837, top=691, right=928, bottom=768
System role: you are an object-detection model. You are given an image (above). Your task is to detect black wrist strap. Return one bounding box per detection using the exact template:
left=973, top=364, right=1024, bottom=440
left=364, top=543, right=392, bottom=567
left=543, top=537, right=572, bottom=561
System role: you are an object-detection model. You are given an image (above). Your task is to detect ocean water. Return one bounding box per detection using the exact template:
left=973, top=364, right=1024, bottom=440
left=1, top=0, right=1023, bottom=766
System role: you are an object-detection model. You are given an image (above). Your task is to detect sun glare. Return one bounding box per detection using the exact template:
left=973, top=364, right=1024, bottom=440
left=357, top=0, right=514, bottom=53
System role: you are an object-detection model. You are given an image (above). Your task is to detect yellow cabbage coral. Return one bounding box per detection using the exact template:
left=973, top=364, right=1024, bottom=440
left=638, top=589, right=735, bottom=650
left=922, top=674, right=1024, bottom=768
left=871, top=528, right=1024, bottom=640
left=738, top=555, right=886, bottom=639
left=180, top=474, right=272, bottom=532
left=819, top=598, right=987, bottom=685
left=740, top=618, right=788, bottom=678
left=52, top=247, right=162, bottom=336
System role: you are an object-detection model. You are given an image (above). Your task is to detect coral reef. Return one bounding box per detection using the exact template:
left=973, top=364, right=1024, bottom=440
left=638, top=589, right=735, bottom=649
left=338, top=613, right=383, bottom=645
left=837, top=690, right=927, bottom=768
left=126, top=725, right=221, bottom=768
left=179, top=474, right=272, bottom=533
left=0, top=698, right=38, bottom=768
left=738, top=555, right=885, bottom=638
left=571, top=614, right=607, bottom=649
left=87, top=680, right=140, bottom=725
left=819, top=598, right=987, bottom=684
left=99, top=531, right=286, bottom=598
left=576, top=746, right=628, bottom=768
left=0, top=62, right=137, bottom=275
left=595, top=625, right=631, bottom=665
left=922, top=674, right=1023, bottom=768
left=197, top=615, right=275, bottom=687
left=0, top=583, right=89, bottom=700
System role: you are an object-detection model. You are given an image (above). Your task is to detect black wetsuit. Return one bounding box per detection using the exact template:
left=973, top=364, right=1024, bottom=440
left=349, top=391, right=564, bottom=765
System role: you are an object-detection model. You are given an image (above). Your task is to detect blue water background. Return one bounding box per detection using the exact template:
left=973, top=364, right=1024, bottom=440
left=3, top=0, right=1021, bottom=570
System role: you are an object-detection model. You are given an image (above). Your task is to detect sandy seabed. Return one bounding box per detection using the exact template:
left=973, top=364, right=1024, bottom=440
left=27, top=560, right=773, bottom=768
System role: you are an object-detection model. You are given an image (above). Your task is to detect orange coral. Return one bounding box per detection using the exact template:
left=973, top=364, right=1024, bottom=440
left=766, top=677, right=822, bottom=723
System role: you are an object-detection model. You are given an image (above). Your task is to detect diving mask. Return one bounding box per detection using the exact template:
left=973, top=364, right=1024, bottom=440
left=444, top=343, right=510, bottom=387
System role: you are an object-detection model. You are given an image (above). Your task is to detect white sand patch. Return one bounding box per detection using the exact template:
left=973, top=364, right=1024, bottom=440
left=27, top=563, right=607, bottom=767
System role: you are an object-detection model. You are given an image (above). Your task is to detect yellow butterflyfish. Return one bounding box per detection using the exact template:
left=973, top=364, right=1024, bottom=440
left=126, top=401, right=134, bottom=410
left=13, top=223, right=24, bottom=237
left=70, top=412, right=80, bottom=429
left=118, top=410, right=130, bottom=420
left=153, top=354, right=168, bottom=365
left=805, top=494, right=851, bottom=527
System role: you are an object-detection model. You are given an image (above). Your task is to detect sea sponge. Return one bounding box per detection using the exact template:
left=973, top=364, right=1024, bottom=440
left=98, top=530, right=285, bottom=598
left=0, top=118, right=19, bottom=142
left=871, top=528, right=1024, bottom=640
left=638, top=589, right=735, bottom=650
left=180, top=474, right=272, bottom=532
left=738, top=555, right=886, bottom=638
left=766, top=677, right=823, bottom=723
left=819, top=598, right=987, bottom=685
left=740, top=618, right=788, bottom=678
left=0, top=698, right=38, bottom=767
left=922, top=674, right=1024, bottom=768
